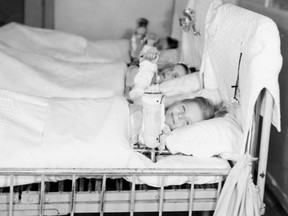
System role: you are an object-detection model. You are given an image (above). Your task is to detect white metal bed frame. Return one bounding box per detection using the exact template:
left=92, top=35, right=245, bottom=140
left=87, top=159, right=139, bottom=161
left=0, top=90, right=274, bottom=216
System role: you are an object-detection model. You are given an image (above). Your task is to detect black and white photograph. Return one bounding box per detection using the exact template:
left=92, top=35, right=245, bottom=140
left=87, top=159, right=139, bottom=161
left=0, top=0, right=287, bottom=215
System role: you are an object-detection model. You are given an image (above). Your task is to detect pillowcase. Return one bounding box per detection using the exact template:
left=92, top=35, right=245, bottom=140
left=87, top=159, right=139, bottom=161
left=160, top=72, right=201, bottom=97
left=165, top=113, right=243, bottom=157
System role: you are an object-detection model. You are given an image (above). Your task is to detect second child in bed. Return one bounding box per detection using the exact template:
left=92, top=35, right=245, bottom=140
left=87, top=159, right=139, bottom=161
left=128, top=45, right=218, bottom=145
left=125, top=58, right=198, bottom=100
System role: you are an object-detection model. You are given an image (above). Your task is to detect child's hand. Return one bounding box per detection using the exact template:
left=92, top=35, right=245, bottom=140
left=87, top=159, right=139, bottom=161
left=139, top=45, right=160, bottom=64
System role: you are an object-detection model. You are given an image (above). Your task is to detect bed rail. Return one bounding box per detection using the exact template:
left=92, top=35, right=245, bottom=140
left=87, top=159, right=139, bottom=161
left=256, top=90, right=274, bottom=202
left=0, top=168, right=229, bottom=216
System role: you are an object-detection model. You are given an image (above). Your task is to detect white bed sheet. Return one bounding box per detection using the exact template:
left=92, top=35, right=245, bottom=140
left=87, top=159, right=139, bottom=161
left=0, top=44, right=127, bottom=99
left=0, top=89, right=230, bottom=187
left=0, top=22, right=131, bottom=64
left=0, top=23, right=129, bottom=98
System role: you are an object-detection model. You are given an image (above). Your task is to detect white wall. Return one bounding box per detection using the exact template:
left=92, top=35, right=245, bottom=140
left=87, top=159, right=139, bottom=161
left=54, top=0, right=174, bottom=41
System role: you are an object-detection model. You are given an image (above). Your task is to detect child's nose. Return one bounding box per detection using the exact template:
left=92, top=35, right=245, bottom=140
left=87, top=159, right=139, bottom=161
left=178, top=112, right=184, bottom=120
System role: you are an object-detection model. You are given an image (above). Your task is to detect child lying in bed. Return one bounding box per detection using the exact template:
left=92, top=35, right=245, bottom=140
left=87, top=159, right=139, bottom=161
left=128, top=45, right=201, bottom=104
left=128, top=45, right=216, bottom=145
left=125, top=57, right=198, bottom=101
left=125, top=62, right=191, bottom=95
left=129, top=95, right=215, bottom=145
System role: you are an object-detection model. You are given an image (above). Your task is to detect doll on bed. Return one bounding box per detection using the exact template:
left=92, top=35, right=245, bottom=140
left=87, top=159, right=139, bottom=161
left=128, top=45, right=216, bottom=147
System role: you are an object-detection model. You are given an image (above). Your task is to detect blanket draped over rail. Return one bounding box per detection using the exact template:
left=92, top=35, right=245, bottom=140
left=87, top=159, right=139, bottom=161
left=201, top=3, right=282, bottom=153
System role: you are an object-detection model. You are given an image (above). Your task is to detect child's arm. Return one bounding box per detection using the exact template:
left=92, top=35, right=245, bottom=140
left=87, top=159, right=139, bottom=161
left=129, top=45, right=160, bottom=103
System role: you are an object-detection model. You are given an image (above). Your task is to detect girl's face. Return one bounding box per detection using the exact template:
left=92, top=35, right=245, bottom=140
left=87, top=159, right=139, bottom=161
left=159, top=64, right=186, bottom=82
left=165, top=101, right=204, bottom=130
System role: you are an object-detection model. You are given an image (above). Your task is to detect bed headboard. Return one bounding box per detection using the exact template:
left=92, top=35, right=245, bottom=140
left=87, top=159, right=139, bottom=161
left=201, top=3, right=282, bottom=151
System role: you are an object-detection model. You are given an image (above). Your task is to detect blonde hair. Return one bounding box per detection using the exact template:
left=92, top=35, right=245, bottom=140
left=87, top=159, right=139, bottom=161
left=182, top=97, right=215, bottom=120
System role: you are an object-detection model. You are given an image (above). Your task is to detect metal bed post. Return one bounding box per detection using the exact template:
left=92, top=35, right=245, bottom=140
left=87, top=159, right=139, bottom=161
left=100, top=174, right=106, bottom=216
left=159, top=176, right=165, bottom=216
left=71, top=175, right=76, bottom=216
left=9, top=175, right=14, bottom=216
left=188, top=176, right=195, bottom=216
left=251, top=95, right=262, bottom=158
left=130, top=175, right=136, bottom=216
left=257, top=90, right=274, bottom=202
left=39, top=175, right=45, bottom=216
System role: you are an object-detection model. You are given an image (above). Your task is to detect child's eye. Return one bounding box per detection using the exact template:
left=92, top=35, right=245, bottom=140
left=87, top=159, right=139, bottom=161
left=185, top=120, right=190, bottom=125
left=173, top=74, right=179, bottom=78
left=182, top=105, right=186, bottom=112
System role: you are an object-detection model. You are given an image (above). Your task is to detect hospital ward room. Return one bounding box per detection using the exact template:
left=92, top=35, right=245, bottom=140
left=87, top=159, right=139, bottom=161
left=0, top=0, right=287, bottom=215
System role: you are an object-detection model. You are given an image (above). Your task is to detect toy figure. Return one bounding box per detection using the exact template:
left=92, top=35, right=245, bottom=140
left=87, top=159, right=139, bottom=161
left=130, top=18, right=149, bottom=62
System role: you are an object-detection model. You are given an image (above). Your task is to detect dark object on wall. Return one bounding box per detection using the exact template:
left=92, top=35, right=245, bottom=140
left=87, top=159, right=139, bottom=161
left=0, top=0, right=24, bottom=26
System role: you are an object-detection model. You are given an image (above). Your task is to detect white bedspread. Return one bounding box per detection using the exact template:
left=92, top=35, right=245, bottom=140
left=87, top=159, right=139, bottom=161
left=0, top=23, right=128, bottom=98
left=0, top=91, right=132, bottom=168
left=0, top=22, right=131, bottom=63
left=0, top=89, right=230, bottom=187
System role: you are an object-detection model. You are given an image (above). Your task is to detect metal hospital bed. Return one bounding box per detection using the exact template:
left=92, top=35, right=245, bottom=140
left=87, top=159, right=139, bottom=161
left=0, top=2, right=282, bottom=216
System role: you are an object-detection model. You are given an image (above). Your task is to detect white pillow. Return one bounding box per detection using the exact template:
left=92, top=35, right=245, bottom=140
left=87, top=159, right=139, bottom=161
left=160, top=72, right=201, bottom=97
left=165, top=113, right=243, bottom=157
